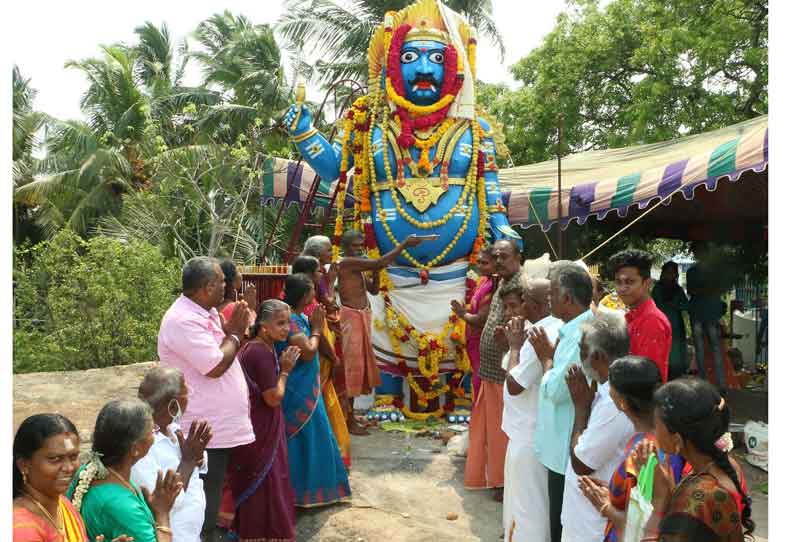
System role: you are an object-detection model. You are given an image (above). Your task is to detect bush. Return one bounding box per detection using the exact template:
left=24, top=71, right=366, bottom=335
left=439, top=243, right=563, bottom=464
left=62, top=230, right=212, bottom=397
left=13, top=230, right=180, bottom=373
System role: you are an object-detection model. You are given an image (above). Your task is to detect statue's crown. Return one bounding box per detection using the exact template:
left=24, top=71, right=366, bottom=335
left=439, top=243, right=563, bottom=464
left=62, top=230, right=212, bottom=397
left=404, top=13, right=449, bottom=43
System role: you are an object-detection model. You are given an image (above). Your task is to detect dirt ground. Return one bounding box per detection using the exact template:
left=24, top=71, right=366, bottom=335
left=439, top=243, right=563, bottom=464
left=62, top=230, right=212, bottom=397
left=13, top=362, right=768, bottom=541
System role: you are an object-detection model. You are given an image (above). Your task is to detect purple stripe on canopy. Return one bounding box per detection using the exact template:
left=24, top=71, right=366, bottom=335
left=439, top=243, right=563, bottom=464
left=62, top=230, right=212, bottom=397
left=285, top=162, right=303, bottom=203
left=658, top=159, right=688, bottom=198
left=569, top=181, right=597, bottom=219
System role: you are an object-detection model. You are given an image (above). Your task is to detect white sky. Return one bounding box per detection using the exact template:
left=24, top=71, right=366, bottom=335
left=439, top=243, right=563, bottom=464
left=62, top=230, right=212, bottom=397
left=8, top=0, right=569, bottom=121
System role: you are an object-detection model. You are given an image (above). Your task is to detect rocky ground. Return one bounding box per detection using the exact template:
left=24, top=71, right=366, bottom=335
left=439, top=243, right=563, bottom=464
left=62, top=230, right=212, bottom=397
left=13, top=362, right=768, bottom=541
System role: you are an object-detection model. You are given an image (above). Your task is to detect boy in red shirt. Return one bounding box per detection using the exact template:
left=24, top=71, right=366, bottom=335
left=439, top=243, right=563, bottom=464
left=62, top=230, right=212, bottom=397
left=608, top=249, right=672, bottom=382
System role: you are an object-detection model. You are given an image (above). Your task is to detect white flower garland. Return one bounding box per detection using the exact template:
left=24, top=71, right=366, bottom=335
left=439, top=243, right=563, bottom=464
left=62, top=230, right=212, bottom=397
left=72, top=452, right=108, bottom=511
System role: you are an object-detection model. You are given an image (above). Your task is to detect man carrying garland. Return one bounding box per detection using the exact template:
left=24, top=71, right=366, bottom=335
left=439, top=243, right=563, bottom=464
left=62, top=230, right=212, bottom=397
left=285, top=0, right=522, bottom=419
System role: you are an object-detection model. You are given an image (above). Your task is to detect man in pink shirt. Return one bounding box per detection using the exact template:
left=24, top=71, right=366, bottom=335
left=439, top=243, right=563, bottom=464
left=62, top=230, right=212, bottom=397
left=158, top=256, right=252, bottom=542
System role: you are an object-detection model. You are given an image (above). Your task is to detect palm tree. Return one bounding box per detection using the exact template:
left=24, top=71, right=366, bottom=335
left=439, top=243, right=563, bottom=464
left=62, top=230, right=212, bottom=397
left=15, top=23, right=221, bottom=239
left=277, top=0, right=505, bottom=85
left=191, top=11, right=293, bottom=142
left=12, top=66, right=46, bottom=243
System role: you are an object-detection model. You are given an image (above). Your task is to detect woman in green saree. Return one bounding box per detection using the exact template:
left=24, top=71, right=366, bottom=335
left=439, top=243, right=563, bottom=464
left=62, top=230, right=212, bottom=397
left=68, top=399, right=183, bottom=542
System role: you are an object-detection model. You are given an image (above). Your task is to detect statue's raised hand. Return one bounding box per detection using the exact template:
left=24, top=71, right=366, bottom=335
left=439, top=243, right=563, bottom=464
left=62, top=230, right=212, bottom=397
left=489, top=214, right=524, bottom=252
left=284, top=104, right=314, bottom=137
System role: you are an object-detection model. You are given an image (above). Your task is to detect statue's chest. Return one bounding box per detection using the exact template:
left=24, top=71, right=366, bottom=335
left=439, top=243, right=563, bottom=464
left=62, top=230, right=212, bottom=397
left=370, top=121, right=474, bottom=212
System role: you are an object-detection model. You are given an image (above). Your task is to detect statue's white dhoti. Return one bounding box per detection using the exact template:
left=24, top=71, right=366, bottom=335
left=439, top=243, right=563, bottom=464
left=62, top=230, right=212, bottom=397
left=367, top=260, right=468, bottom=377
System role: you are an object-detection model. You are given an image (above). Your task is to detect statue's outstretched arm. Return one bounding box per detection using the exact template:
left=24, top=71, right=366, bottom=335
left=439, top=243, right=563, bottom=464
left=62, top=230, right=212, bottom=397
left=285, top=104, right=352, bottom=181
left=478, top=118, right=523, bottom=250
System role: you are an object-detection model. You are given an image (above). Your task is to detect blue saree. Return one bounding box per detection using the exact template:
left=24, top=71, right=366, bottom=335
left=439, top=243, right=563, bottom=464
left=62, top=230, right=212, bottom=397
left=276, top=312, right=352, bottom=507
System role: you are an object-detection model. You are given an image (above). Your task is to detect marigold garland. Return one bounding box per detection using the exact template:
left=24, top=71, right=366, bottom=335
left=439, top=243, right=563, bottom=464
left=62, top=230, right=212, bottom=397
left=327, top=20, right=496, bottom=419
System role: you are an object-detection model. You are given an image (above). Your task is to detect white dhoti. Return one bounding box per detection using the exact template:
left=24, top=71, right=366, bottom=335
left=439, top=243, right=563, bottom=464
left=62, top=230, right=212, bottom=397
left=367, top=260, right=468, bottom=374
left=503, top=438, right=551, bottom=542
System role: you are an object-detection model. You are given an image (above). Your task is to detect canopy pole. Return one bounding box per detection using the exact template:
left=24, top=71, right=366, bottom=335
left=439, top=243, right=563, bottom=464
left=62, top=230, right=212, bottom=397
left=556, top=115, right=564, bottom=260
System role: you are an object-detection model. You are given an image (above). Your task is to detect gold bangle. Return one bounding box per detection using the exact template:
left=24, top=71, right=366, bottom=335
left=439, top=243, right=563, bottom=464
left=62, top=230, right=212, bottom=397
left=291, top=127, right=318, bottom=144
left=599, top=503, right=610, bottom=517
left=155, top=525, right=173, bottom=534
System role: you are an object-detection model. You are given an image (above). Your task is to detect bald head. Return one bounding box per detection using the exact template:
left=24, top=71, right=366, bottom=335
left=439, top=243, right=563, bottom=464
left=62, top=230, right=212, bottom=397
left=521, top=276, right=551, bottom=323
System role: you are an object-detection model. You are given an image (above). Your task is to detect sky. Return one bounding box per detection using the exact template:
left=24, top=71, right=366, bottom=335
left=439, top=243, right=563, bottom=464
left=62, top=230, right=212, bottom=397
left=9, top=0, right=569, bottom=122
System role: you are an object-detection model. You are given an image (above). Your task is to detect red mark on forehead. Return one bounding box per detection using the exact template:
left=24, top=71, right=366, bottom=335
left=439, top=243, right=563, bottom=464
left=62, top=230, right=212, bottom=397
left=420, top=47, right=428, bottom=53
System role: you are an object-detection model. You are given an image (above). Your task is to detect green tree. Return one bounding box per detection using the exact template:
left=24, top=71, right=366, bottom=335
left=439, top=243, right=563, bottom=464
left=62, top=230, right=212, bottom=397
left=191, top=11, right=293, bottom=143
left=14, top=230, right=180, bottom=373
left=485, top=0, right=767, bottom=166
left=277, top=0, right=505, bottom=85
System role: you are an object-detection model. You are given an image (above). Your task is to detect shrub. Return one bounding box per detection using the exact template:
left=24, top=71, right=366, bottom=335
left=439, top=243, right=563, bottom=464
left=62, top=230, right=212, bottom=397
left=13, top=230, right=180, bottom=373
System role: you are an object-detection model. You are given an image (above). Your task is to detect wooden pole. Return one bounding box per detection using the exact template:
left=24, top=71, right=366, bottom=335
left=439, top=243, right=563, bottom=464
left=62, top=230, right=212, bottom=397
left=557, top=115, right=564, bottom=260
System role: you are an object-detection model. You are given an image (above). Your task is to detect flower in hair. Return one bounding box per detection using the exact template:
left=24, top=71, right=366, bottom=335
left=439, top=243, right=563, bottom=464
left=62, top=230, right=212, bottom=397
left=715, top=431, right=734, bottom=453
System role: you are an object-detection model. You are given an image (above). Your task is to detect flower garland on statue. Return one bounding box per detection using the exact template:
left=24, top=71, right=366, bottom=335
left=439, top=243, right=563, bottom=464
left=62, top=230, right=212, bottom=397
left=329, top=21, right=490, bottom=419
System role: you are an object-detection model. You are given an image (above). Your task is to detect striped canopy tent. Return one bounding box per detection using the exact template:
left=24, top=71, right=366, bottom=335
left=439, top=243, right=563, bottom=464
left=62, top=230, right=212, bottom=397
left=260, top=116, right=767, bottom=240
left=259, top=157, right=333, bottom=209
left=499, top=115, right=768, bottom=232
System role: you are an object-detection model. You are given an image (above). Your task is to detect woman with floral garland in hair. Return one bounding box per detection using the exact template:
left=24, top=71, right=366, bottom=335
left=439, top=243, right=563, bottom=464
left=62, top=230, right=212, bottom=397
left=451, top=244, right=497, bottom=401
left=67, top=399, right=182, bottom=542
left=633, top=378, right=752, bottom=542
left=275, top=273, right=352, bottom=507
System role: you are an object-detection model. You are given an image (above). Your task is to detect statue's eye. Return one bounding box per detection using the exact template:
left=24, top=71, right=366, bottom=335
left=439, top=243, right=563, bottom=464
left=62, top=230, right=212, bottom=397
left=400, top=51, right=419, bottom=63
left=429, top=52, right=445, bottom=64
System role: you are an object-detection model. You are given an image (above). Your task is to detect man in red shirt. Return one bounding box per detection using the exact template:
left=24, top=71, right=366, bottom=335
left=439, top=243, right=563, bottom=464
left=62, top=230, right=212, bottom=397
left=608, top=249, right=672, bottom=382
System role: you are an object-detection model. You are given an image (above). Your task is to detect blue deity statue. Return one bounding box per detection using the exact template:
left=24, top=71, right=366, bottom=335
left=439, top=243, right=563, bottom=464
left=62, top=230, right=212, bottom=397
left=284, top=0, right=521, bottom=421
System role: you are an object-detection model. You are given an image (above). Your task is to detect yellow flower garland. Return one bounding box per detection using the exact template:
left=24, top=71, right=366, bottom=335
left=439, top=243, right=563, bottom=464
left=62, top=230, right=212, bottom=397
left=330, top=93, right=488, bottom=419
left=385, top=77, right=455, bottom=116
left=381, top=115, right=478, bottom=230
left=412, top=118, right=455, bottom=173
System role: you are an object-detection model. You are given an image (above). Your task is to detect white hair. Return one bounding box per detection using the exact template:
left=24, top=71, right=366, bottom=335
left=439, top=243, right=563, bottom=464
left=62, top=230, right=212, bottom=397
left=302, top=236, right=332, bottom=258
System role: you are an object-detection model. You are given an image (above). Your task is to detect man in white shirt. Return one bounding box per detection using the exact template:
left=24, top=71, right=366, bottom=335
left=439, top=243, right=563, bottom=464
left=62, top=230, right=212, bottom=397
left=133, top=367, right=212, bottom=542
left=499, top=276, right=563, bottom=541
left=561, top=310, right=634, bottom=542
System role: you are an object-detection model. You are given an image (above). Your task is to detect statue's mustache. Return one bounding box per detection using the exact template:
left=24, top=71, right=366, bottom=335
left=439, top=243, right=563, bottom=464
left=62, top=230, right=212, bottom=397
left=409, top=73, right=440, bottom=93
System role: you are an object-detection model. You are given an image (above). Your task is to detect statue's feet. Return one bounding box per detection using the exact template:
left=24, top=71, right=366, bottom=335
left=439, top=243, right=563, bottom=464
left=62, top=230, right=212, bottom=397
left=446, top=410, right=471, bottom=424
left=447, top=398, right=472, bottom=424
left=367, top=404, right=406, bottom=423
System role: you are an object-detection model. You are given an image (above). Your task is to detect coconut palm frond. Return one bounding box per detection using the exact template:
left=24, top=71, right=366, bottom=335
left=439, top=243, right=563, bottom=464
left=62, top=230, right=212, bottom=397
left=195, top=103, right=260, bottom=135
left=134, top=21, right=174, bottom=89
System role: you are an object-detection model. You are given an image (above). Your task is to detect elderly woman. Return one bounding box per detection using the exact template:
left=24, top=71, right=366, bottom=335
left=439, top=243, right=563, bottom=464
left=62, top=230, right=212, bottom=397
left=132, top=368, right=212, bottom=542
left=68, top=399, right=183, bottom=542
left=13, top=413, right=88, bottom=541
left=634, top=379, right=753, bottom=541
left=227, top=299, right=301, bottom=541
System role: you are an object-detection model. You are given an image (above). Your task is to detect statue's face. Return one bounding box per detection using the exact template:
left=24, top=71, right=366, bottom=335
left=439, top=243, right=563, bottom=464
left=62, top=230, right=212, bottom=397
left=400, top=40, right=446, bottom=105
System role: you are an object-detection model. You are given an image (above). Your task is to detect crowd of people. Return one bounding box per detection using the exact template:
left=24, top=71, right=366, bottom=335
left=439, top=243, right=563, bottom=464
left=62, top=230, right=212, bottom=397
left=12, top=234, right=754, bottom=542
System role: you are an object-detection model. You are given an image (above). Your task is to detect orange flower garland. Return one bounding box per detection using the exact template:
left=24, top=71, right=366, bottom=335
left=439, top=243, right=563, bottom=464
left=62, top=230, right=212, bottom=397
left=327, top=28, right=493, bottom=418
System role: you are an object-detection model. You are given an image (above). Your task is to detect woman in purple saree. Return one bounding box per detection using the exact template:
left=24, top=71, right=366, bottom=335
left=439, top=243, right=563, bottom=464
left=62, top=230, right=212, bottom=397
left=228, top=299, right=302, bottom=542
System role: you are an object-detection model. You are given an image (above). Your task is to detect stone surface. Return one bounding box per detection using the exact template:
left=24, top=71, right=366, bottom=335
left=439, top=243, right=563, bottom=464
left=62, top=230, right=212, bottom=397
left=13, top=362, right=768, bottom=541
